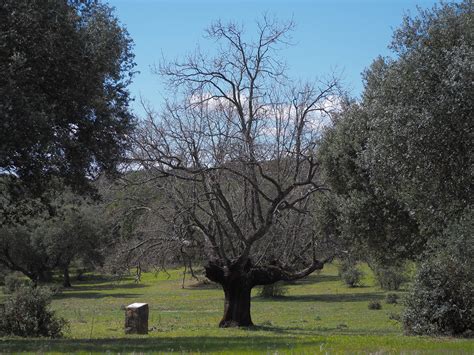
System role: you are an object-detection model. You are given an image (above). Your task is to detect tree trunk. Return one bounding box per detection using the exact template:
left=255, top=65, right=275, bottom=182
left=205, top=258, right=326, bottom=328
left=36, top=269, right=53, bottom=283
left=205, top=260, right=255, bottom=327
left=220, top=282, right=253, bottom=327
left=63, top=266, right=71, bottom=288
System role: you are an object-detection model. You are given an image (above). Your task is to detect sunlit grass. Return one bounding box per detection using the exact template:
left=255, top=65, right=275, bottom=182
left=0, top=263, right=472, bottom=353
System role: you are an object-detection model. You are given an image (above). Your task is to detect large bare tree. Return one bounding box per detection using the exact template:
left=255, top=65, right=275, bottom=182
left=131, top=18, right=340, bottom=327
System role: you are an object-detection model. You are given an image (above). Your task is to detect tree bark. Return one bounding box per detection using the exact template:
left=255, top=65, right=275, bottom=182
left=205, top=260, right=254, bottom=327
left=220, top=281, right=253, bottom=327
left=63, top=266, right=71, bottom=288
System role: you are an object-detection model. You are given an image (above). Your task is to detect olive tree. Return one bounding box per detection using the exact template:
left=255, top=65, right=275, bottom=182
left=363, top=0, right=473, bottom=235
left=318, top=0, right=473, bottom=335
left=318, top=101, right=422, bottom=265
left=0, top=192, right=107, bottom=286
left=130, top=18, right=340, bottom=327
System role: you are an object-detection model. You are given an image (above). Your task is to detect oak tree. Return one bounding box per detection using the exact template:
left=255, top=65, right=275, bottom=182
left=0, top=0, right=135, bottom=223
left=131, top=18, right=340, bottom=327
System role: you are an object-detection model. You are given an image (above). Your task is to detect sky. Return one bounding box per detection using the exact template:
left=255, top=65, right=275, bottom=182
left=107, top=0, right=441, bottom=117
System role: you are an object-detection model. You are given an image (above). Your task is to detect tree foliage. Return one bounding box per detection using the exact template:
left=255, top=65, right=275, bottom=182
left=0, top=285, right=67, bottom=338
left=0, top=0, right=135, bottom=221
left=363, top=0, right=473, bottom=234
left=403, top=210, right=473, bottom=336
left=318, top=1, right=473, bottom=336
left=318, top=101, right=421, bottom=263
left=0, top=192, right=107, bottom=285
left=319, top=0, right=472, bottom=259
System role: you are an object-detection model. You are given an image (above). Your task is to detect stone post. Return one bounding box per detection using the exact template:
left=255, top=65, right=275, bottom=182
left=125, top=302, right=149, bottom=334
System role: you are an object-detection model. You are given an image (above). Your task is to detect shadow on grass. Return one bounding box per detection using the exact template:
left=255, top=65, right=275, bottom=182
left=288, top=274, right=341, bottom=285
left=52, top=274, right=148, bottom=299
left=254, top=292, right=384, bottom=303
left=74, top=274, right=134, bottom=284
left=0, top=336, right=321, bottom=353
left=251, top=324, right=400, bottom=336
left=183, top=274, right=342, bottom=290
left=69, top=282, right=148, bottom=292
left=54, top=292, right=142, bottom=300
left=186, top=280, right=221, bottom=290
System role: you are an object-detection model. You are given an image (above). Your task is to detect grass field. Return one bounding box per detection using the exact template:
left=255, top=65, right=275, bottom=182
left=0, top=263, right=472, bottom=354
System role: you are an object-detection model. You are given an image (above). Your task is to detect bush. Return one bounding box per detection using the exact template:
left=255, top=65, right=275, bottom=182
left=372, top=264, right=408, bottom=291
left=258, top=282, right=288, bottom=298
left=403, top=258, right=473, bottom=336
left=388, top=312, right=401, bottom=322
left=403, top=212, right=473, bottom=336
left=338, top=261, right=363, bottom=288
left=0, top=285, right=67, bottom=337
left=368, top=301, right=382, bottom=310
left=385, top=293, right=399, bottom=304
left=3, top=273, right=31, bottom=294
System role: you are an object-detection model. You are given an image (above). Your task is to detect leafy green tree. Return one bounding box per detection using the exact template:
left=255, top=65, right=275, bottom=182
left=0, top=224, right=53, bottom=282
left=0, top=192, right=107, bottom=286
left=318, top=102, right=421, bottom=264
left=319, top=0, right=472, bottom=260
left=319, top=1, right=473, bottom=335
left=363, top=1, right=473, bottom=235
left=0, top=0, right=135, bottom=222
left=37, top=194, right=107, bottom=287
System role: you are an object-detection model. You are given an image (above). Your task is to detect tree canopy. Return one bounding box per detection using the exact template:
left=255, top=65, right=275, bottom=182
left=363, top=0, right=473, bottom=234
left=318, top=0, right=472, bottom=261
left=0, top=0, right=136, bottom=221
left=317, top=0, right=473, bottom=335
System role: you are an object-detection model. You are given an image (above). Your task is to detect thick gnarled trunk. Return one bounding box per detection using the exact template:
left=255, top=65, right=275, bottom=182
left=205, top=260, right=254, bottom=327
left=220, top=280, right=253, bottom=327
left=205, top=258, right=325, bottom=327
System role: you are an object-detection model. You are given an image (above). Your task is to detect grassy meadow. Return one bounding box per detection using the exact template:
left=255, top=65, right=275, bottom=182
left=0, top=263, right=472, bottom=354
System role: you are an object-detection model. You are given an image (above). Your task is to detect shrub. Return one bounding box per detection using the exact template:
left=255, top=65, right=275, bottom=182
left=403, top=257, right=473, bottom=336
left=372, top=264, right=408, bottom=291
left=258, top=282, right=288, bottom=298
left=0, top=285, right=67, bottom=337
left=368, top=301, right=382, bottom=310
left=338, top=261, right=363, bottom=287
left=403, top=212, right=473, bottom=336
left=3, top=273, right=31, bottom=294
left=388, top=312, right=401, bottom=322
left=385, top=293, right=399, bottom=304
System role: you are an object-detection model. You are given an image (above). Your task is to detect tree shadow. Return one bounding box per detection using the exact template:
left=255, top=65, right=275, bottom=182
left=69, top=283, right=147, bottom=292
left=0, top=336, right=321, bottom=353
left=75, top=274, right=132, bottom=284
left=251, top=324, right=400, bottom=336
left=186, top=280, right=221, bottom=290
left=54, top=292, right=142, bottom=300
left=254, top=292, right=385, bottom=303
left=288, top=274, right=341, bottom=285
left=53, top=277, right=147, bottom=300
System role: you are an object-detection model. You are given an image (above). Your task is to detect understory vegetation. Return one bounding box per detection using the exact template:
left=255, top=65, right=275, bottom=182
left=0, top=285, right=66, bottom=338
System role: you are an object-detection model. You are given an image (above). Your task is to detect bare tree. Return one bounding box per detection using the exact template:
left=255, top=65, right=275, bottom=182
left=131, top=18, right=340, bottom=327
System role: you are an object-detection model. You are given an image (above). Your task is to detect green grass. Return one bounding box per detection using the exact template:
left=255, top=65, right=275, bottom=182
left=0, top=264, right=472, bottom=354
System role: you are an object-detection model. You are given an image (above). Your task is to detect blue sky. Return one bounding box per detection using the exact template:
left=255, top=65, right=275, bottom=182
left=107, top=0, right=441, bottom=116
